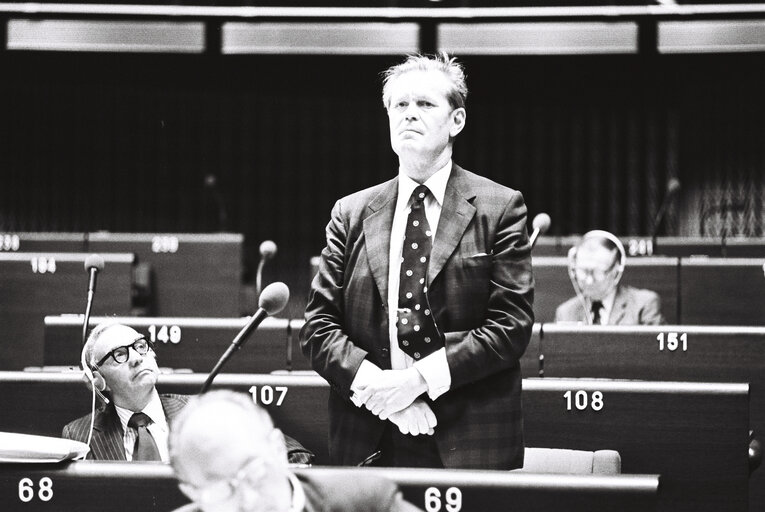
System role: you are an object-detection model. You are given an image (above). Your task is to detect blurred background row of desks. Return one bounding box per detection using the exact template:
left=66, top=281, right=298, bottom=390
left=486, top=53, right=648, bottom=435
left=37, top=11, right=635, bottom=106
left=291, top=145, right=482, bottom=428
left=3, top=231, right=765, bottom=370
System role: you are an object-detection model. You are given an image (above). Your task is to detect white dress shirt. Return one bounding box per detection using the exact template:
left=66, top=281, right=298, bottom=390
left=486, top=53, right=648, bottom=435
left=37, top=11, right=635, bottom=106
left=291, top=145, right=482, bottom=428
left=351, top=161, right=453, bottom=403
left=114, top=389, right=170, bottom=462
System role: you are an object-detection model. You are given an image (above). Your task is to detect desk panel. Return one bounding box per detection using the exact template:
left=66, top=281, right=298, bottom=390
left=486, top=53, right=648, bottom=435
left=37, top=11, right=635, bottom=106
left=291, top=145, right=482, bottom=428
left=680, top=258, right=765, bottom=325
left=533, top=236, right=765, bottom=258
left=46, top=316, right=539, bottom=378
left=44, top=315, right=311, bottom=374
left=0, top=232, right=243, bottom=317
left=0, top=372, right=747, bottom=511
left=532, top=256, right=679, bottom=324
left=0, top=463, right=659, bottom=512
left=539, top=324, right=765, bottom=512
left=522, top=378, right=749, bottom=512
left=86, top=233, right=243, bottom=317
left=0, top=253, right=134, bottom=370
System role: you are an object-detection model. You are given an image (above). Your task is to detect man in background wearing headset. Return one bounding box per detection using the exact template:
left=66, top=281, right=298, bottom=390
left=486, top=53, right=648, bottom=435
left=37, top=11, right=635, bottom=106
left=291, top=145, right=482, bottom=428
left=62, top=321, right=314, bottom=463
left=555, top=230, right=665, bottom=325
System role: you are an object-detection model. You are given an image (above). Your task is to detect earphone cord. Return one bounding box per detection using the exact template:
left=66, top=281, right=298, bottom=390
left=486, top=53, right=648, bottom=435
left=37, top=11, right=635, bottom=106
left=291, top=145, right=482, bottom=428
left=85, top=383, right=96, bottom=451
left=567, top=264, right=592, bottom=326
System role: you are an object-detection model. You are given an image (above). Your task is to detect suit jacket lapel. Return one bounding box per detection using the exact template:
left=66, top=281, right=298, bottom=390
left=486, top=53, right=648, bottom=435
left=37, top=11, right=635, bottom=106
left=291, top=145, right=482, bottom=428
left=363, top=178, right=398, bottom=306
left=92, top=404, right=126, bottom=461
left=429, top=165, right=476, bottom=285
left=610, top=286, right=628, bottom=325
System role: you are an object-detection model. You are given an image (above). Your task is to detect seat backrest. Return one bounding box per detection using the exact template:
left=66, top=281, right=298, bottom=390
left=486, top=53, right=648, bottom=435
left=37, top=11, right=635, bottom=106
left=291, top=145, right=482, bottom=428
left=515, top=447, right=622, bottom=475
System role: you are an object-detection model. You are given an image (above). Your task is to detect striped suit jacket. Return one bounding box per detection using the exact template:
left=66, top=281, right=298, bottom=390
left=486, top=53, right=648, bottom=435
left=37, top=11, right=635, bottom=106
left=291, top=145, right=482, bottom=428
left=301, top=165, right=535, bottom=469
left=61, top=394, right=189, bottom=461
left=62, top=394, right=315, bottom=464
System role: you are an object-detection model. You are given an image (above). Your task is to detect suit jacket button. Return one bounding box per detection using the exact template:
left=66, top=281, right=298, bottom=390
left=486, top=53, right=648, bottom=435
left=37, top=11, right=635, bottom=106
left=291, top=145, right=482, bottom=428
left=381, top=348, right=389, bottom=356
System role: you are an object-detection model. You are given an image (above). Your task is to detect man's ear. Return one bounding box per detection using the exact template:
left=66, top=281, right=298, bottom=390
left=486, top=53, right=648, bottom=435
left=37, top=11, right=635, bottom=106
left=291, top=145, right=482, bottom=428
left=450, top=108, right=466, bottom=137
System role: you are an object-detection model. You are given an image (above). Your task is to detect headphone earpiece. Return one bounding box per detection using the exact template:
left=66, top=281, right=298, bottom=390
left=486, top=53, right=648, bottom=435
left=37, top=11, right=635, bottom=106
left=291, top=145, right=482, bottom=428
left=81, top=340, right=109, bottom=397
left=91, top=370, right=106, bottom=392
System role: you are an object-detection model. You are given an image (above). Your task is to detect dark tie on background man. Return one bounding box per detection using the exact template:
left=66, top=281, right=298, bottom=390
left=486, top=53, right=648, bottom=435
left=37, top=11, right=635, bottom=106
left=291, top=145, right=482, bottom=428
left=128, top=412, right=161, bottom=461
left=397, top=185, right=443, bottom=361
left=591, top=300, right=603, bottom=325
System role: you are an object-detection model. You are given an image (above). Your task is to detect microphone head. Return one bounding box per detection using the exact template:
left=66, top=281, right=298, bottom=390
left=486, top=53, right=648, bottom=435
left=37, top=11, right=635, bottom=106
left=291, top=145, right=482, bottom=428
left=259, top=240, right=277, bottom=260
left=258, top=282, right=290, bottom=316
left=667, top=178, right=681, bottom=195
left=532, top=213, right=552, bottom=234
left=84, top=254, right=105, bottom=272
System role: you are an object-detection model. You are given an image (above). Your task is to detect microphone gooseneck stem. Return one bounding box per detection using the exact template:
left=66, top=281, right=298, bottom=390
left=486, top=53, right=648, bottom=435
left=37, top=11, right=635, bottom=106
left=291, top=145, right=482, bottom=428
left=200, top=308, right=269, bottom=393
left=82, top=289, right=95, bottom=346
left=256, top=259, right=266, bottom=299
left=200, top=343, right=240, bottom=394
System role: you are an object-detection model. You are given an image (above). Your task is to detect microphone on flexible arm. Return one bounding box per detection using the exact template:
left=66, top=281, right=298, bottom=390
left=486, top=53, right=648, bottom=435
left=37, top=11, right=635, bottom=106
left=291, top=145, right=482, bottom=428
left=80, top=254, right=110, bottom=447
left=529, top=213, right=552, bottom=249
left=650, top=178, right=681, bottom=252
left=82, top=254, right=105, bottom=348
left=201, top=282, right=290, bottom=394
left=256, top=240, right=278, bottom=299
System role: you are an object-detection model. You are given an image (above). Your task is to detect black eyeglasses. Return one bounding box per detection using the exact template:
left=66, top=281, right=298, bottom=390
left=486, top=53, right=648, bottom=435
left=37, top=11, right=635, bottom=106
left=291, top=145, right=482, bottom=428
left=95, top=337, right=154, bottom=367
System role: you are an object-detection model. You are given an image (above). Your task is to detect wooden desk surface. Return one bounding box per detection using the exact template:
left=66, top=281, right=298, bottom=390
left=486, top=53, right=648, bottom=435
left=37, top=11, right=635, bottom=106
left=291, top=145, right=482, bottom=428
left=0, top=462, right=660, bottom=512
left=538, top=323, right=765, bottom=512
left=0, top=372, right=747, bottom=511
left=0, top=253, right=134, bottom=370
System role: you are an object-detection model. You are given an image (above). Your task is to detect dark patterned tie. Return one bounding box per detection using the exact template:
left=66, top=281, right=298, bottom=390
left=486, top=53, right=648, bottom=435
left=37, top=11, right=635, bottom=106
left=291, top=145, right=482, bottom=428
left=591, top=300, right=603, bottom=325
left=397, top=185, right=443, bottom=360
left=128, top=412, right=161, bottom=461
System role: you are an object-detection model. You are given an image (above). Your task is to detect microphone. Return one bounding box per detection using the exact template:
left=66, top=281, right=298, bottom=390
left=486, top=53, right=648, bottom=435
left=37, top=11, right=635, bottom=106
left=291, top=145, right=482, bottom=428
left=204, top=174, right=228, bottom=232
left=82, top=254, right=105, bottom=347
left=256, top=240, right=278, bottom=299
left=201, top=282, right=290, bottom=393
left=529, top=213, right=551, bottom=249
left=650, top=178, right=681, bottom=250
left=80, top=254, right=110, bottom=423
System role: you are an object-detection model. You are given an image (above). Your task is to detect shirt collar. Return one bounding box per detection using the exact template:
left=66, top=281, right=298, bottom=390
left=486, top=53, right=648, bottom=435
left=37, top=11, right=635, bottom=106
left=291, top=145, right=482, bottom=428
left=287, top=472, right=306, bottom=512
left=397, top=160, right=452, bottom=208
left=114, top=389, right=167, bottom=431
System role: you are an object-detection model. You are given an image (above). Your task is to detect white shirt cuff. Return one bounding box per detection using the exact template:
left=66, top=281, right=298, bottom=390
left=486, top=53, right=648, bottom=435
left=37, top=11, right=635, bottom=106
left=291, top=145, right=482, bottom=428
left=413, top=348, right=451, bottom=401
left=350, top=360, right=383, bottom=407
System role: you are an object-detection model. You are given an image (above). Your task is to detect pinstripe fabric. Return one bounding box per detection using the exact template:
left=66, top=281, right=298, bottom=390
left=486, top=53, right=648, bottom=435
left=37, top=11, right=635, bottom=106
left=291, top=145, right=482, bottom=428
left=62, top=394, right=189, bottom=461
left=301, top=165, right=535, bottom=470
left=62, top=394, right=314, bottom=464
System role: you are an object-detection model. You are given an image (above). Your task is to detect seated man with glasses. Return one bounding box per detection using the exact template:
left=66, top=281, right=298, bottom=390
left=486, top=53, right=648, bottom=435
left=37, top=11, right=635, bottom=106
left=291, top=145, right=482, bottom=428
left=62, top=322, right=314, bottom=464
left=169, top=390, right=422, bottom=512
left=555, top=230, right=665, bottom=325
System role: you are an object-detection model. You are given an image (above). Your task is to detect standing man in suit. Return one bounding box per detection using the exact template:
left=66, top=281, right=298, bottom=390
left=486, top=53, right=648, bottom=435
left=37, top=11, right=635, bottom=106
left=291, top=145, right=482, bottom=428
left=169, top=390, right=422, bottom=512
left=63, top=321, right=314, bottom=463
left=301, top=53, right=535, bottom=469
left=555, top=230, right=665, bottom=325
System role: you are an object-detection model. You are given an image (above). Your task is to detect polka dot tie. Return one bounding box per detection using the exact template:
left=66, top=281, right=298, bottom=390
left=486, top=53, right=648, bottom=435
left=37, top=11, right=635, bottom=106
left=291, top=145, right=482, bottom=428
left=128, top=412, right=161, bottom=462
left=397, top=185, right=443, bottom=360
